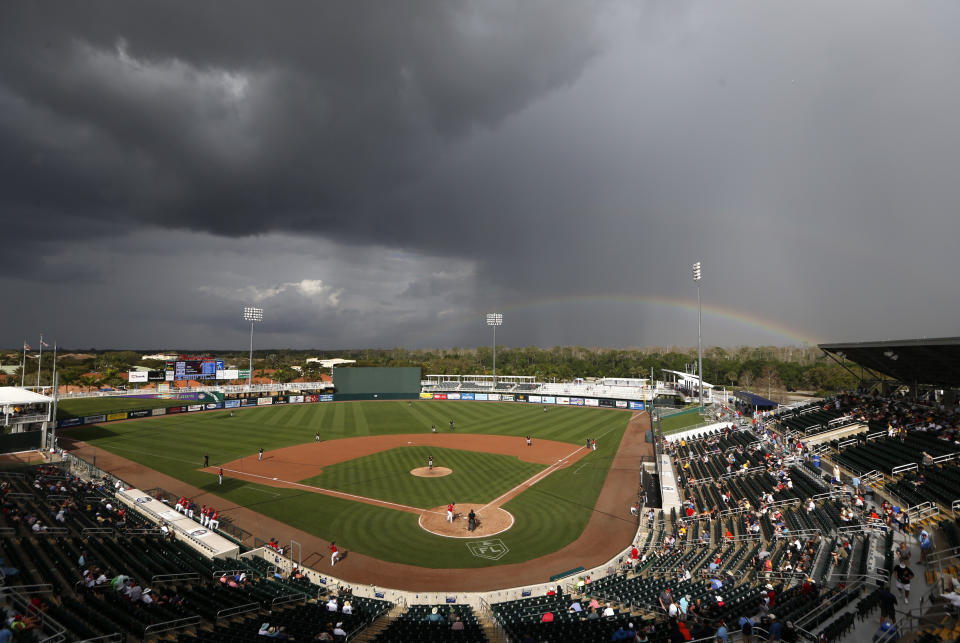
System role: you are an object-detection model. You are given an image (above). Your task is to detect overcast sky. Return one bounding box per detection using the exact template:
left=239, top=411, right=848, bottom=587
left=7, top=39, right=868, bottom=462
left=2, top=1, right=959, bottom=351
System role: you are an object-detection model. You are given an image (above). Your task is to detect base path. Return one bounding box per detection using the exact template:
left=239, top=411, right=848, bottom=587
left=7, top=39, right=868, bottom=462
left=60, top=412, right=653, bottom=592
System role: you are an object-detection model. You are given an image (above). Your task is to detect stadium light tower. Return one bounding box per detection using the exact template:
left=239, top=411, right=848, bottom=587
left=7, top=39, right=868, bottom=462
left=692, top=262, right=703, bottom=410
left=243, top=307, right=264, bottom=390
left=486, top=313, right=503, bottom=386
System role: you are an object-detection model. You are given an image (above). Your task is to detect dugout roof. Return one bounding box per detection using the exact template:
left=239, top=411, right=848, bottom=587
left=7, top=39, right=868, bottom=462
left=819, top=337, right=960, bottom=388
left=734, top=390, right=780, bottom=409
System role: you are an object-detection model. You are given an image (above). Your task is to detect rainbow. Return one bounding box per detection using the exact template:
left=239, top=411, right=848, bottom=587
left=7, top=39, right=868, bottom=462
left=429, top=294, right=819, bottom=346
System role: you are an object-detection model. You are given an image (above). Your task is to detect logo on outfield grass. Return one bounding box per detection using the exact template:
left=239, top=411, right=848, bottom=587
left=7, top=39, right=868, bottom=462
left=467, top=539, right=509, bottom=560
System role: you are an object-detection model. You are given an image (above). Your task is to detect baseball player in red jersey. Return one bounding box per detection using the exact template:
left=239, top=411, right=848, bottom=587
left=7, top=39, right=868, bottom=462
left=446, top=503, right=455, bottom=523
left=330, top=542, right=338, bottom=566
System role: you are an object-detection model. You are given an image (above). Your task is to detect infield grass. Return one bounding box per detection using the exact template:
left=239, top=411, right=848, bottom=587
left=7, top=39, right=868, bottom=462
left=64, top=401, right=631, bottom=567
left=300, top=447, right=545, bottom=507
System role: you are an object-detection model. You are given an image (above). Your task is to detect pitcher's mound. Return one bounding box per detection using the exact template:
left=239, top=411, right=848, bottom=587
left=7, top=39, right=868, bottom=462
left=411, top=466, right=452, bottom=477
left=419, top=505, right=514, bottom=538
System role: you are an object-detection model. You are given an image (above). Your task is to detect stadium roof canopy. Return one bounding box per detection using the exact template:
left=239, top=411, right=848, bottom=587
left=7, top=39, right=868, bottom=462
left=819, top=337, right=960, bottom=388
left=734, top=390, right=780, bottom=409
left=0, top=387, right=53, bottom=405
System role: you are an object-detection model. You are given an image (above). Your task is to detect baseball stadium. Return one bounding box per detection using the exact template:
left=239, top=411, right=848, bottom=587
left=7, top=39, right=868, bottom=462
left=2, top=343, right=960, bottom=643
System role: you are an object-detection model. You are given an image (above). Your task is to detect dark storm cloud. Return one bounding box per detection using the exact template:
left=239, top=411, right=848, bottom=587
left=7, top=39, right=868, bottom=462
left=2, top=1, right=960, bottom=349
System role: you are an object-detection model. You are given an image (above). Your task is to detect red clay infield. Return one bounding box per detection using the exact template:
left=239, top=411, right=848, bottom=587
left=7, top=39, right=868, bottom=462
left=60, top=411, right=652, bottom=592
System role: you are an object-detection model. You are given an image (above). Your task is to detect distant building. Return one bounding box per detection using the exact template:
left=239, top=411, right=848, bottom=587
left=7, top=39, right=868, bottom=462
left=305, top=358, right=357, bottom=369
left=142, top=353, right=179, bottom=362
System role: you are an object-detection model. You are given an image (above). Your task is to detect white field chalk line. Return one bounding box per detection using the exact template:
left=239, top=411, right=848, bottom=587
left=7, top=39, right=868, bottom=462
left=220, top=467, right=444, bottom=515
left=573, top=462, right=590, bottom=475
left=478, top=445, right=586, bottom=513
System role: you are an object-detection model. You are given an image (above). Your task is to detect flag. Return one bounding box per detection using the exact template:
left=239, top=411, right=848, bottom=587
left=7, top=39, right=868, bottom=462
left=24, top=343, right=31, bottom=350
left=40, top=339, right=49, bottom=348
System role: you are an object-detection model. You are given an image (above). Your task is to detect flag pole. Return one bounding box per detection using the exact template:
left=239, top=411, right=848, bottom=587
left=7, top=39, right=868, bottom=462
left=37, top=334, right=43, bottom=389
left=51, top=342, right=57, bottom=395
left=21, top=340, right=27, bottom=387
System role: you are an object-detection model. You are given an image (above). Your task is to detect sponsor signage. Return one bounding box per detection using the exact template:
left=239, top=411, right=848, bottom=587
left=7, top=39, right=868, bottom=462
left=556, top=396, right=570, bottom=405
left=289, top=395, right=304, bottom=404
left=107, top=412, right=128, bottom=421
left=616, top=400, right=628, bottom=408
left=257, top=397, right=273, bottom=406
left=187, top=404, right=203, bottom=412
left=171, top=359, right=225, bottom=381
left=487, top=393, right=501, bottom=401
left=319, top=394, right=334, bottom=402
left=569, top=397, right=585, bottom=406
left=585, top=398, right=599, bottom=407
left=460, top=392, right=475, bottom=400
left=205, top=403, right=222, bottom=410
left=224, top=399, right=241, bottom=408
left=515, top=394, right=527, bottom=402
left=58, top=418, right=83, bottom=428
left=274, top=397, right=287, bottom=404
left=543, top=396, right=556, bottom=404
left=128, top=371, right=148, bottom=383
left=500, top=394, right=515, bottom=402
left=598, top=399, right=614, bottom=408
left=166, top=406, right=183, bottom=414
left=148, top=370, right=166, bottom=381
left=151, top=408, right=167, bottom=416
left=238, top=369, right=251, bottom=379
left=474, top=393, right=488, bottom=401
left=85, top=414, right=106, bottom=423
left=304, top=395, right=318, bottom=403
left=529, top=395, right=542, bottom=403
left=446, top=392, right=461, bottom=400
left=241, top=398, right=257, bottom=407
left=420, top=392, right=434, bottom=399
left=629, top=401, right=645, bottom=410
left=128, top=409, right=151, bottom=419
left=216, top=369, right=240, bottom=380
left=165, top=371, right=175, bottom=382
left=433, top=393, right=448, bottom=400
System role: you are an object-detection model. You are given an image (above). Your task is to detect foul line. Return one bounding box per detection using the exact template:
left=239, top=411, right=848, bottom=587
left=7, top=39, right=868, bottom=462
left=219, top=467, right=443, bottom=516
left=478, top=445, right=586, bottom=513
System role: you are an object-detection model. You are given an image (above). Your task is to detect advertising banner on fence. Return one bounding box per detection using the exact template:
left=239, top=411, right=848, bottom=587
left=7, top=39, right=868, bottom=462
left=487, top=393, right=501, bottom=401
left=598, top=399, right=614, bottom=408
left=433, top=393, right=448, bottom=400
left=616, top=400, right=628, bottom=408
left=85, top=414, right=107, bottom=423
left=128, top=409, right=151, bottom=419
left=289, top=395, right=304, bottom=404
left=241, top=398, right=257, bottom=407
left=151, top=407, right=167, bottom=416
left=58, top=418, right=83, bottom=428
left=460, top=392, right=475, bottom=400
left=556, top=396, right=570, bottom=405
left=107, top=412, right=127, bottom=421
left=542, top=396, right=556, bottom=404
left=224, top=399, right=241, bottom=408
left=515, top=394, right=527, bottom=402
left=304, top=395, right=318, bottom=403
left=319, top=394, right=334, bottom=402
left=128, top=371, right=148, bottom=383
left=274, top=397, right=287, bottom=404
left=500, top=394, right=515, bottom=402
left=569, top=397, right=585, bottom=406
left=629, top=401, right=645, bottom=410
left=420, top=392, right=434, bottom=399
left=474, top=393, right=488, bottom=401
left=257, top=397, right=273, bottom=406
left=585, top=398, right=599, bottom=407
left=166, top=406, right=183, bottom=414
left=447, top=392, right=461, bottom=400
left=216, top=369, right=240, bottom=380
left=188, top=404, right=203, bottom=412
left=205, top=403, right=222, bottom=410
left=529, top=395, right=542, bottom=403
left=165, top=371, right=174, bottom=381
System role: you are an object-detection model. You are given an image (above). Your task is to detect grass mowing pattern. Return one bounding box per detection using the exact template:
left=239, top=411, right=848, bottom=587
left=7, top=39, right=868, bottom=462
left=660, top=410, right=707, bottom=434
left=300, top=447, right=544, bottom=508
left=65, top=401, right=630, bottom=567
left=58, top=397, right=190, bottom=419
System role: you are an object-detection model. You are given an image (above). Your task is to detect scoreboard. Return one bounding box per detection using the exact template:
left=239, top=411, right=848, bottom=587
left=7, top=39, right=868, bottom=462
left=168, top=360, right=224, bottom=380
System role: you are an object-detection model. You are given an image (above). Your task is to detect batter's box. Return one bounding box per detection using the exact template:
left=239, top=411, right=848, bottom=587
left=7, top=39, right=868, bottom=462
left=467, top=539, right=509, bottom=561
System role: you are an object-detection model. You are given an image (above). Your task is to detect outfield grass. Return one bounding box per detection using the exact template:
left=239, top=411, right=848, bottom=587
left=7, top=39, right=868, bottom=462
left=659, top=409, right=707, bottom=434
left=65, top=401, right=630, bottom=568
left=301, top=447, right=544, bottom=508
left=57, top=397, right=189, bottom=419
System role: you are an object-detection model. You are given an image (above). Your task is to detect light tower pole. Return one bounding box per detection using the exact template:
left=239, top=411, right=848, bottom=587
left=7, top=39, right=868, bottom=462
left=692, top=262, right=703, bottom=410
left=486, top=313, right=503, bottom=386
left=243, top=307, right=264, bottom=391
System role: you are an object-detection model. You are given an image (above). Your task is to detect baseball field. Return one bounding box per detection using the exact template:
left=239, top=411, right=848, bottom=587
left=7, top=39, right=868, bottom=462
left=61, top=400, right=648, bottom=586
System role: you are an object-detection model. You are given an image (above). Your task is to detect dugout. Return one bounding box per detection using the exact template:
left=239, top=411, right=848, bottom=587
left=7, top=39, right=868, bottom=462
left=332, top=367, right=422, bottom=401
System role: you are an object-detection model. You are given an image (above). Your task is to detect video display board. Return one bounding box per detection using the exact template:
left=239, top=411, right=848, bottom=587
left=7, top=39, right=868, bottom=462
left=169, top=360, right=224, bottom=380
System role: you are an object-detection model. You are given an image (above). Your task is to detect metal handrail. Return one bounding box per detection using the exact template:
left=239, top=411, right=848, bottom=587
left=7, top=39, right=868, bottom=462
left=215, top=602, right=260, bottom=619
left=142, top=615, right=201, bottom=636
left=271, top=592, right=308, bottom=608
left=150, top=572, right=200, bottom=584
